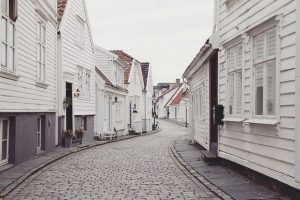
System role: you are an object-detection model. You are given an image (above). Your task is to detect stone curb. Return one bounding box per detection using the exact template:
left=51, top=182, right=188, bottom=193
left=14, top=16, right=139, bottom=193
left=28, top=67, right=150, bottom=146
left=170, top=145, right=234, bottom=200
left=0, top=130, right=161, bottom=199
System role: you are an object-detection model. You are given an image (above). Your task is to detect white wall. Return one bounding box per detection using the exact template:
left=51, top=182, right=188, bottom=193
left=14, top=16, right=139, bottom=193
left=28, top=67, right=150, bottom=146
left=218, top=0, right=299, bottom=189
left=0, top=0, right=57, bottom=112
left=59, top=0, right=95, bottom=116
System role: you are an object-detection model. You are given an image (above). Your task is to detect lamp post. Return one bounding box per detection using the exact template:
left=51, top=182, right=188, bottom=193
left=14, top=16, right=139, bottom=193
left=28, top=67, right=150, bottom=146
left=152, top=99, right=157, bottom=130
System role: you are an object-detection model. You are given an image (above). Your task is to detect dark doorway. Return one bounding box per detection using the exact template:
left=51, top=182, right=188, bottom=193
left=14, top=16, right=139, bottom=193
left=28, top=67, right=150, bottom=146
left=66, top=82, right=73, bottom=130
left=129, top=102, right=132, bottom=129
left=209, top=51, right=219, bottom=155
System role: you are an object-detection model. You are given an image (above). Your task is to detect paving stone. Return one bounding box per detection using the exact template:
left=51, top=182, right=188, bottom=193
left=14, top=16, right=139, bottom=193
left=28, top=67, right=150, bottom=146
left=4, top=121, right=217, bottom=200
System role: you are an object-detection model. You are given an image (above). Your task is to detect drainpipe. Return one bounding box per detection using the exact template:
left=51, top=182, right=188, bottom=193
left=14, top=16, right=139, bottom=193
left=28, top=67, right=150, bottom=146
left=295, top=0, right=300, bottom=183
left=143, top=89, right=147, bottom=132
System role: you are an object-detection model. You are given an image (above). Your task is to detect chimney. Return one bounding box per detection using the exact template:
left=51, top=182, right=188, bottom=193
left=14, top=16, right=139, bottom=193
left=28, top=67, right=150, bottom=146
left=176, top=79, right=180, bottom=87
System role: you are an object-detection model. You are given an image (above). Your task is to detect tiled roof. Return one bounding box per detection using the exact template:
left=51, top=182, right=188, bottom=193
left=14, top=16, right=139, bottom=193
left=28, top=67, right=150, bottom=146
left=110, top=50, right=134, bottom=84
left=156, top=87, right=176, bottom=101
left=163, top=84, right=183, bottom=108
left=141, top=63, right=149, bottom=89
left=170, top=89, right=184, bottom=106
left=57, top=0, right=68, bottom=25
left=95, top=67, right=128, bottom=92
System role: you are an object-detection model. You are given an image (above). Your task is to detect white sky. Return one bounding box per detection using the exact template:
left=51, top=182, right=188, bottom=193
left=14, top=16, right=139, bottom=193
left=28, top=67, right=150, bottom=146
left=86, top=0, right=214, bottom=85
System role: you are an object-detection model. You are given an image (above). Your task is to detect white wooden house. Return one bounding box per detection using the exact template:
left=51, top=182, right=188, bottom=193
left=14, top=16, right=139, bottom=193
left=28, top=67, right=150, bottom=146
left=111, top=50, right=145, bottom=134
left=156, top=87, right=177, bottom=119
left=215, top=0, right=300, bottom=190
left=57, top=0, right=95, bottom=144
left=165, top=83, right=190, bottom=125
left=183, top=42, right=219, bottom=153
left=94, top=45, right=128, bottom=136
left=0, top=0, right=57, bottom=166
left=141, top=63, right=154, bottom=132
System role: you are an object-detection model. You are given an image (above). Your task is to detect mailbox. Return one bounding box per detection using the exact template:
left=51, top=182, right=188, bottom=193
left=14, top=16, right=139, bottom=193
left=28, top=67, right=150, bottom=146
left=213, top=105, right=224, bottom=126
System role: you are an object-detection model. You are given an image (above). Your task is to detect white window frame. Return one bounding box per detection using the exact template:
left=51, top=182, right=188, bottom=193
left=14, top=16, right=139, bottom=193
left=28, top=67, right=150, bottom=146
left=36, top=18, right=46, bottom=84
left=250, top=24, right=279, bottom=119
left=226, top=43, right=243, bottom=118
left=1, top=0, right=16, bottom=76
left=76, top=16, right=85, bottom=49
left=0, top=117, right=9, bottom=165
left=37, top=116, right=42, bottom=152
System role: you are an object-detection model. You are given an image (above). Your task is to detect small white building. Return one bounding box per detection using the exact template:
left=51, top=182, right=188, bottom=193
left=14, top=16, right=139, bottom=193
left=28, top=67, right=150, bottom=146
left=94, top=45, right=128, bottom=136
left=57, top=0, right=96, bottom=144
left=165, top=84, right=190, bottom=126
left=111, top=51, right=145, bottom=134
left=141, top=63, right=154, bottom=132
left=0, top=0, right=57, bottom=165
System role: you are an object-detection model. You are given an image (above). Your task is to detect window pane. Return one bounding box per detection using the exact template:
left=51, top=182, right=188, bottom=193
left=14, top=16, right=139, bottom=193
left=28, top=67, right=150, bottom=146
left=1, top=17, right=7, bottom=42
left=37, top=44, right=41, bottom=62
left=42, top=46, right=45, bottom=64
left=42, top=25, right=46, bottom=44
left=2, top=141, right=7, bottom=160
left=2, top=120, right=8, bottom=140
left=227, top=48, right=235, bottom=70
left=8, top=46, right=13, bottom=71
left=1, top=0, right=8, bottom=14
left=266, top=61, right=276, bottom=115
left=228, top=73, right=234, bottom=115
left=236, top=45, right=243, bottom=68
left=266, top=28, right=276, bottom=57
left=255, top=65, right=264, bottom=115
left=235, top=71, right=242, bottom=116
left=1, top=43, right=7, bottom=67
left=8, top=22, right=14, bottom=46
left=254, top=33, right=264, bottom=62
left=37, top=22, right=40, bottom=41
left=37, top=118, right=41, bottom=132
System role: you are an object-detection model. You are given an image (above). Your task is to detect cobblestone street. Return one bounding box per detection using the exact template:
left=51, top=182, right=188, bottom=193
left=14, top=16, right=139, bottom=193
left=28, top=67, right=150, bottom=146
left=5, top=121, right=218, bottom=200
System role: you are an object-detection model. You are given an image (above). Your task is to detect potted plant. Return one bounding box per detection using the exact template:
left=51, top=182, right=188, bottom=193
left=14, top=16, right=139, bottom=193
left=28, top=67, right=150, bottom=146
left=75, top=128, right=85, bottom=144
left=64, top=129, right=73, bottom=148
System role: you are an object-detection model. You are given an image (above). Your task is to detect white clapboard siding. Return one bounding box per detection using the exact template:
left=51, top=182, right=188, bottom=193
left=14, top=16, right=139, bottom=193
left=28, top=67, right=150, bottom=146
left=0, top=0, right=57, bottom=112
left=218, top=0, right=299, bottom=189
left=191, top=61, right=209, bottom=150
left=59, top=0, right=95, bottom=116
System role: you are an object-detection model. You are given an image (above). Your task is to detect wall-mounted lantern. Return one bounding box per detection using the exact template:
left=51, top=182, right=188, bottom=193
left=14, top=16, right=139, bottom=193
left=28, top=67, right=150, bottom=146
left=74, top=89, right=80, bottom=97
left=133, top=104, right=138, bottom=113
left=113, top=96, right=118, bottom=104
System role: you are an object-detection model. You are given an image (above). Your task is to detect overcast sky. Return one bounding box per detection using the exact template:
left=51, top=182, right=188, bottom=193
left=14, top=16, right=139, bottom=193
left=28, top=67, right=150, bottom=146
left=87, top=0, right=214, bottom=85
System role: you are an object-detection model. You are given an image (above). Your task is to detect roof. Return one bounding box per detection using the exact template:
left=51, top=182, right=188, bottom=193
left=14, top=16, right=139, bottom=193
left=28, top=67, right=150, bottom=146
left=95, top=67, right=128, bottom=93
left=170, top=89, right=184, bottom=106
left=141, top=63, right=149, bottom=89
left=57, top=0, right=68, bottom=25
left=156, top=87, right=177, bottom=101
left=164, top=84, right=183, bottom=107
left=110, top=50, right=134, bottom=84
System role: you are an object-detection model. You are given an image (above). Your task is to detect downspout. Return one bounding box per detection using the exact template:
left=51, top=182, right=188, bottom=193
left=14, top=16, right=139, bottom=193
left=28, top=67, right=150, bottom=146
left=143, top=89, right=147, bottom=132
left=295, top=0, right=300, bottom=183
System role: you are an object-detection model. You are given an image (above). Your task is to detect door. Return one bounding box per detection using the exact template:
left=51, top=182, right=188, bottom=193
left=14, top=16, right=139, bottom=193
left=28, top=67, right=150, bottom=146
left=37, top=116, right=42, bottom=152
left=108, top=97, right=112, bottom=131
left=0, top=118, right=9, bottom=165
left=66, top=82, right=73, bottom=130
left=209, top=51, right=219, bottom=155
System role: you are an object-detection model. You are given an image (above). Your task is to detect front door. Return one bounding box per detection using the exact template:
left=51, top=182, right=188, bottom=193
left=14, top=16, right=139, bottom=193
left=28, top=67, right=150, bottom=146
left=0, top=118, right=9, bottom=165
left=66, top=82, right=73, bottom=130
left=209, top=51, right=219, bottom=155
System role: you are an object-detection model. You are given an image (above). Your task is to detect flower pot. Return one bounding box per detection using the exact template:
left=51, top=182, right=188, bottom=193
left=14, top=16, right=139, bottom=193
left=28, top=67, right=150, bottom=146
left=64, top=136, right=72, bottom=148
left=77, top=135, right=83, bottom=144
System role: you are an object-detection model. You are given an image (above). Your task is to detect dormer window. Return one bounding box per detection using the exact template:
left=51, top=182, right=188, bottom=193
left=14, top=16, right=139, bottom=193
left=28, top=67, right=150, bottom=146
left=76, top=16, right=85, bottom=49
left=1, top=0, right=17, bottom=75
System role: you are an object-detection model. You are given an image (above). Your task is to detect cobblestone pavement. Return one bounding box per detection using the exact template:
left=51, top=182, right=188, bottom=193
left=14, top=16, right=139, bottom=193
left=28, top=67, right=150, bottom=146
left=5, top=121, right=219, bottom=200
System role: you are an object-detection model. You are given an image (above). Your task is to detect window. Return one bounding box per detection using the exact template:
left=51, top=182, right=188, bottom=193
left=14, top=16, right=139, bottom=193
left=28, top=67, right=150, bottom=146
left=76, top=17, right=84, bottom=48
left=0, top=118, right=9, bottom=165
left=253, top=27, right=277, bottom=117
left=37, top=117, right=42, bottom=151
left=77, top=68, right=90, bottom=99
left=227, top=44, right=243, bottom=117
left=1, top=0, right=17, bottom=74
left=81, top=116, right=87, bottom=131
left=37, top=20, right=46, bottom=82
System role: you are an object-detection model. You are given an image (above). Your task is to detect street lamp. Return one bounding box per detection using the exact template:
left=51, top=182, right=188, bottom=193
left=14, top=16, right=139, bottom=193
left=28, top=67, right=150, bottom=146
left=152, top=99, right=157, bottom=130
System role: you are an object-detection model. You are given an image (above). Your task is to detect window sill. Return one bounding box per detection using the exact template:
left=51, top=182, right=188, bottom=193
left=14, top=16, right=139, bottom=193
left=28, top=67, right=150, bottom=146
left=244, top=118, right=279, bottom=126
left=36, top=82, right=48, bottom=89
left=0, top=70, right=20, bottom=81
left=223, top=117, right=245, bottom=123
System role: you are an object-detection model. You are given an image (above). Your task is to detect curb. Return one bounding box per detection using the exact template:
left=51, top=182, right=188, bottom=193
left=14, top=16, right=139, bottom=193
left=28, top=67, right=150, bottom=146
left=0, top=131, right=161, bottom=198
left=170, top=145, right=233, bottom=200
